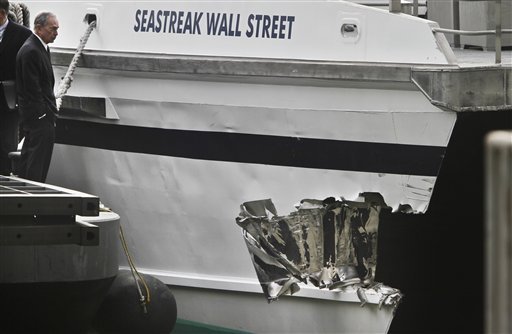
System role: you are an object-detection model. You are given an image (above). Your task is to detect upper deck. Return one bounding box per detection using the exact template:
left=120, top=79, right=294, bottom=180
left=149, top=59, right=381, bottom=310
left=24, top=0, right=455, bottom=65
left=18, top=0, right=511, bottom=113
left=453, top=48, right=511, bottom=67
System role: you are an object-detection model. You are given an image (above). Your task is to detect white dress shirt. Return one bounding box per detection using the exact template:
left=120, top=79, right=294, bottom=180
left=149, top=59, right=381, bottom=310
left=0, top=18, right=8, bottom=43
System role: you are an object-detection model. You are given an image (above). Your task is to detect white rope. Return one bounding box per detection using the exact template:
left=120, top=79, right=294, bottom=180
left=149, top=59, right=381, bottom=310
left=9, top=2, right=30, bottom=27
left=55, top=20, right=96, bottom=111
left=12, top=3, right=22, bottom=23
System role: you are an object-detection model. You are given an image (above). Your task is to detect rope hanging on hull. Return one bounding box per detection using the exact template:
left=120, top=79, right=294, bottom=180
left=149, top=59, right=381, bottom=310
left=55, top=20, right=96, bottom=110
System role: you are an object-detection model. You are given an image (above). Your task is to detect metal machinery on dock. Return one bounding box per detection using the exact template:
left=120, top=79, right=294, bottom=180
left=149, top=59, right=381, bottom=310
left=0, top=176, right=120, bottom=333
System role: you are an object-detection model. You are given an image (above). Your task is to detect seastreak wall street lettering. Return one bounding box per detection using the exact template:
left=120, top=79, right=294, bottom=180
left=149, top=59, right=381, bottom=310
left=133, top=9, right=295, bottom=39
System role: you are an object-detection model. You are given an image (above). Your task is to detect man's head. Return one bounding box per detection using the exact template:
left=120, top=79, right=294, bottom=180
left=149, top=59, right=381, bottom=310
left=0, top=0, right=9, bottom=25
left=34, top=12, right=59, bottom=44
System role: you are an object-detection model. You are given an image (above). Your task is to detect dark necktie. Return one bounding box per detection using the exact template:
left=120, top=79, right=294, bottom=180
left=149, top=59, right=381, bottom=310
left=46, top=46, right=51, bottom=61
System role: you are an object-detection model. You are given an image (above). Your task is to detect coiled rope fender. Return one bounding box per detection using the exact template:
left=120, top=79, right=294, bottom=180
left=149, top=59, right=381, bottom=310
left=55, top=20, right=96, bottom=110
left=8, top=2, right=30, bottom=27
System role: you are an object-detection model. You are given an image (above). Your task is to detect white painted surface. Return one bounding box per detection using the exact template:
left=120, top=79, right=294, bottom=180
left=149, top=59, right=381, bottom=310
left=167, top=284, right=396, bottom=333
left=26, top=0, right=453, bottom=64
left=48, top=145, right=434, bottom=278
left=55, top=67, right=455, bottom=147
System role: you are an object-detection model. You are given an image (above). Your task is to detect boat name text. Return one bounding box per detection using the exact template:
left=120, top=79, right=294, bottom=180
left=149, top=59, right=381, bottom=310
left=133, top=10, right=295, bottom=39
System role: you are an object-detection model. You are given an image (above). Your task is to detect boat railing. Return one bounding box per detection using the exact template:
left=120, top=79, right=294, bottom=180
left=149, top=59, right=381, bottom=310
left=388, top=0, right=423, bottom=15
left=432, top=27, right=512, bottom=65
left=355, top=0, right=426, bottom=16
left=389, top=0, right=511, bottom=65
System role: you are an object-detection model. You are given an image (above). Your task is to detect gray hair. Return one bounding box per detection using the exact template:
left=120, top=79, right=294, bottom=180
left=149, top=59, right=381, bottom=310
left=33, top=11, right=55, bottom=27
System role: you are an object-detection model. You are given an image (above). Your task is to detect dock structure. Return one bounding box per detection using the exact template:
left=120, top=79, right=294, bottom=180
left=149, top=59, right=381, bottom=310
left=0, top=175, right=120, bottom=333
left=0, top=175, right=100, bottom=246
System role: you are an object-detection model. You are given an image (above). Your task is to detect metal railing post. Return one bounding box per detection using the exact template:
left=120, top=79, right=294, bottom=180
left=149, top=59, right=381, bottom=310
left=485, top=131, right=512, bottom=334
left=389, top=0, right=402, bottom=13
left=453, top=0, right=460, bottom=48
left=495, top=0, right=502, bottom=64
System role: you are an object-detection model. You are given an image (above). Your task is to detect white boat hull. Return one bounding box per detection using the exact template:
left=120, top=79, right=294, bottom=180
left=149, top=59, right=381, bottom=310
left=45, top=68, right=450, bottom=332
left=47, top=70, right=455, bottom=278
left=19, top=0, right=485, bottom=332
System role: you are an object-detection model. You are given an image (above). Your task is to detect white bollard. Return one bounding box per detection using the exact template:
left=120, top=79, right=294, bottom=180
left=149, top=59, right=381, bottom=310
left=485, top=130, right=512, bottom=334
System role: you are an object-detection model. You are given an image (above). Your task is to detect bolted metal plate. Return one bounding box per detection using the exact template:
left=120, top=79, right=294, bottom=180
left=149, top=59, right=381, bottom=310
left=0, top=175, right=99, bottom=217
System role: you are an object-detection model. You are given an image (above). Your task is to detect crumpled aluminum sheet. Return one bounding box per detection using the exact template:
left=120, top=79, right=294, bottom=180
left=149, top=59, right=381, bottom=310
left=236, top=193, right=402, bottom=308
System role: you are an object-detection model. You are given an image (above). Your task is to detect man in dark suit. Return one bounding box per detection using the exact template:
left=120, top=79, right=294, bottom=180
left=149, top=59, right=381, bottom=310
left=0, top=0, right=31, bottom=175
left=16, top=11, right=59, bottom=182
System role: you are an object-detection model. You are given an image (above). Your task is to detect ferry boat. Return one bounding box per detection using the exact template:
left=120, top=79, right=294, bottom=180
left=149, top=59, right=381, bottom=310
left=15, top=0, right=512, bottom=333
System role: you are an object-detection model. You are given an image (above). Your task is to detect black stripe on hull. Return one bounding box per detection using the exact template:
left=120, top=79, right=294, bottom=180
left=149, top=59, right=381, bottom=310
left=56, top=118, right=446, bottom=176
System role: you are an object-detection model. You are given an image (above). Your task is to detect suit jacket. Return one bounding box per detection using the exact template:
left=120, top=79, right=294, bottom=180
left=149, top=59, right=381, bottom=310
left=16, top=33, right=57, bottom=123
left=0, top=20, right=31, bottom=112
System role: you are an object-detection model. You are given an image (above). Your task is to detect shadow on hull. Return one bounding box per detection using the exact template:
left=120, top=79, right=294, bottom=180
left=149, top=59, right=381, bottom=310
left=377, top=110, right=512, bottom=334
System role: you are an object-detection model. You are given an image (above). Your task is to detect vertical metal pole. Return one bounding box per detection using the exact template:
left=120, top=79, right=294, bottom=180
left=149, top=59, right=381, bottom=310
left=453, top=0, right=460, bottom=48
left=413, top=0, right=419, bottom=16
left=485, top=131, right=512, bottom=334
left=495, top=0, right=502, bottom=64
left=389, top=0, right=402, bottom=13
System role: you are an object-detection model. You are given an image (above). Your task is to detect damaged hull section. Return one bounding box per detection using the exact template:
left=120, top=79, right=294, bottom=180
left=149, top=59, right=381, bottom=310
left=236, top=195, right=402, bottom=306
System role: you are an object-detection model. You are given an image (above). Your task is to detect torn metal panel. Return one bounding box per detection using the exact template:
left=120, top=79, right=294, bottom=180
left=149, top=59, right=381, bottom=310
left=236, top=193, right=402, bottom=309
